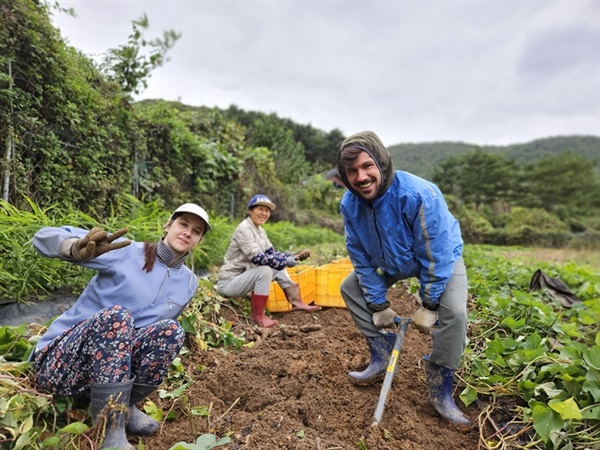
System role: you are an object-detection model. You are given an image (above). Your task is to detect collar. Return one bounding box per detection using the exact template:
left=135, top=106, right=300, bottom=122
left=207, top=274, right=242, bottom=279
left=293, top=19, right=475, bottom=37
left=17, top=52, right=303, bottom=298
left=157, top=240, right=187, bottom=269
left=245, top=216, right=261, bottom=230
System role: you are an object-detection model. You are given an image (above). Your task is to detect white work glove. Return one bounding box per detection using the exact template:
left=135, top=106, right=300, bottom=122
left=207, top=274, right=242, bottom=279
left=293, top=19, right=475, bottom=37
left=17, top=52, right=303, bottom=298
left=285, top=255, right=297, bottom=267
left=411, top=307, right=437, bottom=334
left=373, top=307, right=398, bottom=329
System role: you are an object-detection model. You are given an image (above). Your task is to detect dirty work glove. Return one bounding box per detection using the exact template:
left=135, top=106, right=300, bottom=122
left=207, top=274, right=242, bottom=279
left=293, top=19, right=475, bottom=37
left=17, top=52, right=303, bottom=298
left=70, top=227, right=131, bottom=261
left=294, top=249, right=311, bottom=261
left=411, top=307, right=437, bottom=334
left=286, top=255, right=297, bottom=267
left=372, top=307, right=398, bottom=329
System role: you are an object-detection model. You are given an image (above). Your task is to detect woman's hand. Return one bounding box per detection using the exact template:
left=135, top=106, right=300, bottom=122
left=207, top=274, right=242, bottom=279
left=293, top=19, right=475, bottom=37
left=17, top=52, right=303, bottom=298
left=71, top=227, right=131, bottom=261
left=294, top=249, right=311, bottom=261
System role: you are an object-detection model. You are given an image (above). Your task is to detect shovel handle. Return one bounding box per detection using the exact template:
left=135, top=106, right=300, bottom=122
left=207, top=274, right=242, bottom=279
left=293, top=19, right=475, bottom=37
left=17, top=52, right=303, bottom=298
left=372, top=317, right=411, bottom=427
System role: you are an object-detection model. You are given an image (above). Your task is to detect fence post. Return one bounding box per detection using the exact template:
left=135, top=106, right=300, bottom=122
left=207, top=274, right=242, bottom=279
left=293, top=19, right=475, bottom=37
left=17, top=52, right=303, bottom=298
left=2, top=59, right=13, bottom=202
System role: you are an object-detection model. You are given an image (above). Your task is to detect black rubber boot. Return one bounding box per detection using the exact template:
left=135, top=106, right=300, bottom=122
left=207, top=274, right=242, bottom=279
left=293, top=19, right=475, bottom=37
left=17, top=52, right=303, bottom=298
left=348, top=332, right=396, bottom=386
left=423, top=355, right=472, bottom=432
left=90, top=378, right=135, bottom=449
left=126, top=383, right=159, bottom=436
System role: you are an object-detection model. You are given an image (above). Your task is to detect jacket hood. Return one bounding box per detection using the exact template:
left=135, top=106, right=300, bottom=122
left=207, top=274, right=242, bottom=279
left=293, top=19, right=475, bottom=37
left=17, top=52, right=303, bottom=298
left=337, top=131, right=395, bottom=201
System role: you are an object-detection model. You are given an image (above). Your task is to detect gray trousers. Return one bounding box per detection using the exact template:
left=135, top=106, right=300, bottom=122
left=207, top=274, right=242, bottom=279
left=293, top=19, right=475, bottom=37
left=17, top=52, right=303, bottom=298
left=340, top=258, right=468, bottom=370
left=217, top=266, right=295, bottom=298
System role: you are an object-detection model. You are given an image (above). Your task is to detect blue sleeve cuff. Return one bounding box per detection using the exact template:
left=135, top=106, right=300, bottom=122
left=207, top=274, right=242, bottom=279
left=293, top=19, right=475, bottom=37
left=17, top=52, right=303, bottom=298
left=367, top=300, right=391, bottom=312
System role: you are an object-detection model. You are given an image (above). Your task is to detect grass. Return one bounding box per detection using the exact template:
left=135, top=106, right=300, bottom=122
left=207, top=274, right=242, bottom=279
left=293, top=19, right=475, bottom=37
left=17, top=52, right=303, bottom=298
left=481, top=245, right=600, bottom=270
left=0, top=197, right=347, bottom=302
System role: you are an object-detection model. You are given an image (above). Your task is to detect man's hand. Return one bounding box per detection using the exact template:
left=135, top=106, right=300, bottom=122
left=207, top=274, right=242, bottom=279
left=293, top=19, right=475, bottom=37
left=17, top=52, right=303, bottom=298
left=71, top=227, right=131, bottom=261
left=411, top=307, right=437, bottom=334
left=373, top=307, right=398, bottom=328
left=294, top=249, right=311, bottom=261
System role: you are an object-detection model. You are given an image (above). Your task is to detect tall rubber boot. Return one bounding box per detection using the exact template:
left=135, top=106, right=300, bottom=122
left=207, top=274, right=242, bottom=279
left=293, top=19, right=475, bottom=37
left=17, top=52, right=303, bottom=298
left=125, top=383, right=159, bottom=436
left=284, top=284, right=321, bottom=312
left=249, top=293, right=278, bottom=327
left=423, top=355, right=472, bottom=431
left=348, top=333, right=396, bottom=386
left=90, top=378, right=135, bottom=450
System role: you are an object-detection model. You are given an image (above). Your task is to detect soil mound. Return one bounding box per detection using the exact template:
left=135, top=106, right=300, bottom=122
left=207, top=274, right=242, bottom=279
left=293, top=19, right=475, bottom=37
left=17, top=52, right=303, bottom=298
left=141, top=284, right=481, bottom=449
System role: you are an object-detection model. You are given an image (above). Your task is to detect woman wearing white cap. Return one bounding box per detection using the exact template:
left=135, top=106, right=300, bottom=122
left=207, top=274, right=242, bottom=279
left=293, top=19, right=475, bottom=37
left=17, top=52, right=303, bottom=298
left=30, top=203, right=210, bottom=450
left=217, top=194, right=319, bottom=328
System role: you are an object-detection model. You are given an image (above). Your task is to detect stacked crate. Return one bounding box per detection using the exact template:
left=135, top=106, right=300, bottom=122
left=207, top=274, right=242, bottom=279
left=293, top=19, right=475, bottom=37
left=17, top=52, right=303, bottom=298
left=266, top=266, right=316, bottom=312
left=265, top=259, right=353, bottom=312
left=314, top=259, right=353, bottom=308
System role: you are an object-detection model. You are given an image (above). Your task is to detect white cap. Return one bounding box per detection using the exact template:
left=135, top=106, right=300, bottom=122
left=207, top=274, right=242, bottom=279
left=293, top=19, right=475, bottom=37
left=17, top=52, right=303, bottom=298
left=169, top=203, right=211, bottom=232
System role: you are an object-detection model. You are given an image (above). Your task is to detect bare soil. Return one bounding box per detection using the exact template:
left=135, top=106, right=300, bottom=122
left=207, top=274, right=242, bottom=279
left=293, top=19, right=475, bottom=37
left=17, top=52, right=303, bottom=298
left=137, top=284, right=483, bottom=450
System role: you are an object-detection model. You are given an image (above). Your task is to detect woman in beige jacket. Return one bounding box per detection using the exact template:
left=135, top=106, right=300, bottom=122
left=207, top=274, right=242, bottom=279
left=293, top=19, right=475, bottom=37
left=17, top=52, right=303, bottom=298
left=217, top=194, right=319, bottom=327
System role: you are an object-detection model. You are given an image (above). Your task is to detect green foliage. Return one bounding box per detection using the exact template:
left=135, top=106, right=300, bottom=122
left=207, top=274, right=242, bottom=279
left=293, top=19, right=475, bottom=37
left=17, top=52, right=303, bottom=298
left=517, top=151, right=600, bottom=217
left=101, top=13, right=181, bottom=95
left=247, top=114, right=309, bottom=184
left=134, top=102, right=246, bottom=216
left=389, top=136, right=600, bottom=180
left=0, top=322, right=34, bottom=362
left=179, top=279, right=246, bottom=351
left=445, top=195, right=493, bottom=244
left=196, top=216, right=236, bottom=269
left=296, top=173, right=345, bottom=218
left=495, top=207, right=568, bottom=232
left=462, top=245, right=600, bottom=449
left=223, top=104, right=344, bottom=167
left=262, top=221, right=345, bottom=253
left=0, top=0, right=136, bottom=215
left=436, top=148, right=600, bottom=237
left=169, top=433, right=231, bottom=450
left=0, top=198, right=95, bottom=301
left=237, top=146, right=279, bottom=207
left=0, top=322, right=77, bottom=449
left=433, top=150, right=516, bottom=210
left=0, top=196, right=223, bottom=301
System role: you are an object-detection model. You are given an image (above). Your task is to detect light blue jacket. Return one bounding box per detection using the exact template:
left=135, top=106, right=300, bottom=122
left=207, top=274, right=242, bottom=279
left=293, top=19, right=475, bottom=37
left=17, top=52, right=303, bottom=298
left=33, top=226, right=198, bottom=351
left=340, top=171, right=463, bottom=308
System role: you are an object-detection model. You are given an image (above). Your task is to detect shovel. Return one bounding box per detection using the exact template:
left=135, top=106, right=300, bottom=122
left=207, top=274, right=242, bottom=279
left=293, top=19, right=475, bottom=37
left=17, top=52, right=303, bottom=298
left=371, top=316, right=411, bottom=427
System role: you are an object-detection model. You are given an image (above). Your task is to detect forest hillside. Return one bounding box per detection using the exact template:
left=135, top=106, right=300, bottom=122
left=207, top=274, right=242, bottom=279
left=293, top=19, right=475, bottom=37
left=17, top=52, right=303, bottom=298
left=387, top=135, right=600, bottom=179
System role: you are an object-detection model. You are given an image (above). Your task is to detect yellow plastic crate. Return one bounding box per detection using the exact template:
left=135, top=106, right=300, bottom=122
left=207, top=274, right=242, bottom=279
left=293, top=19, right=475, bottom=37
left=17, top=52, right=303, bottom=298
left=331, top=258, right=351, bottom=265
left=266, top=266, right=316, bottom=312
left=315, top=262, right=354, bottom=308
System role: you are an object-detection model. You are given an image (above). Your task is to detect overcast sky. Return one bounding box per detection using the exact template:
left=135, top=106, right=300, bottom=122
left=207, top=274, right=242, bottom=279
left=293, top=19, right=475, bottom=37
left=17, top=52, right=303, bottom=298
left=51, top=1, right=599, bottom=147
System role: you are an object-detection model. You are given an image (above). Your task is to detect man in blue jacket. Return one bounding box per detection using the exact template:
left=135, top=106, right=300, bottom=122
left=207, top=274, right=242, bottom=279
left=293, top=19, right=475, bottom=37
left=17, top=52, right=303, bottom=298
left=337, top=131, right=471, bottom=431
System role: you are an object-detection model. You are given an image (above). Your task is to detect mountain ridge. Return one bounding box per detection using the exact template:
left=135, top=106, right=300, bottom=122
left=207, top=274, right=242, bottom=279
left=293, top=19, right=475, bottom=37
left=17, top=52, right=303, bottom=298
left=387, top=135, right=599, bottom=179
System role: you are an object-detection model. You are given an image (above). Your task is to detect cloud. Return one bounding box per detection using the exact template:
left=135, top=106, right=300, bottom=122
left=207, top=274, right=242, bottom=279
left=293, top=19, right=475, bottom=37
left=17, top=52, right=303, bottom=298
left=52, top=0, right=599, bottom=146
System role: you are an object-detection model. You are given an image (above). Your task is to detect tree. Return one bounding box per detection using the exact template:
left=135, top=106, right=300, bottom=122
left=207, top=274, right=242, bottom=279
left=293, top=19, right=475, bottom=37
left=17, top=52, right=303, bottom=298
left=518, top=152, right=599, bottom=216
left=0, top=0, right=132, bottom=213
left=248, top=114, right=308, bottom=185
left=101, top=14, right=180, bottom=95
left=432, top=155, right=461, bottom=198
left=432, top=150, right=516, bottom=210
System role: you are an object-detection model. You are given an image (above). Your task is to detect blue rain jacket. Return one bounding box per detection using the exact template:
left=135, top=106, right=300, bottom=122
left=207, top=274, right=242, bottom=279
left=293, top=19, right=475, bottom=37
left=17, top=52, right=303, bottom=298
left=340, top=171, right=463, bottom=308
